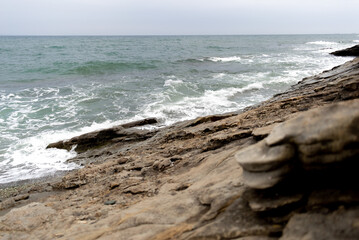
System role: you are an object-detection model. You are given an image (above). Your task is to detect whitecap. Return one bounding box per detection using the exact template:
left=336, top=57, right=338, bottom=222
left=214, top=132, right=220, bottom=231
left=208, top=56, right=242, bottom=62
left=353, top=40, right=359, bottom=43
left=306, top=41, right=338, bottom=45
left=164, top=78, right=184, bottom=86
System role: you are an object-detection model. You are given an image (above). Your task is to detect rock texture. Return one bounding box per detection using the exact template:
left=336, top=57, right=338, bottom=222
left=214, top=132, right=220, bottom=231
left=331, top=44, right=359, bottom=57
left=236, top=99, right=359, bottom=189
left=1, top=57, right=359, bottom=240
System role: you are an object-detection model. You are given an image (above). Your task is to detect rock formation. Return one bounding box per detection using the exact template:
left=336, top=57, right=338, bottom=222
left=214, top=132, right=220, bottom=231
left=1, top=55, right=359, bottom=239
left=331, top=44, right=359, bottom=57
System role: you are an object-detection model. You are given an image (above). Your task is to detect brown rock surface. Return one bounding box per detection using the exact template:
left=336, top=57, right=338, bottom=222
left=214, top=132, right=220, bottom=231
left=0, top=57, right=359, bottom=239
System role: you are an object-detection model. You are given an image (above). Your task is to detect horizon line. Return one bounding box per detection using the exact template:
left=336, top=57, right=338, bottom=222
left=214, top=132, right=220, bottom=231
left=0, top=33, right=358, bottom=37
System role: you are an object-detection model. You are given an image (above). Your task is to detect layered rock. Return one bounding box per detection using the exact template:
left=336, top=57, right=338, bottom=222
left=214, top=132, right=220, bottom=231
left=236, top=99, right=359, bottom=189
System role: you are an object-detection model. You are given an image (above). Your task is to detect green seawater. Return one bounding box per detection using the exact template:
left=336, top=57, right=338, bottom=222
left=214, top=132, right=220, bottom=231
left=0, top=35, right=357, bottom=183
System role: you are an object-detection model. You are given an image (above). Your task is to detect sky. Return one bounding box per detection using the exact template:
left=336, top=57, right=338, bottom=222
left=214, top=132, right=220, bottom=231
left=0, top=0, right=358, bottom=35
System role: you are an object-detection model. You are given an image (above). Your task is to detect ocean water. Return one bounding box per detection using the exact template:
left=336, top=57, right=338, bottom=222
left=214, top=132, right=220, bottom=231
left=0, top=34, right=357, bottom=184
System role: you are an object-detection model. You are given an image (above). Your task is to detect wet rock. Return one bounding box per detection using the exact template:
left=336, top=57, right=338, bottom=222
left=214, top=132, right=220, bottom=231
left=104, top=200, right=116, bottom=205
left=186, top=113, right=237, bottom=127
left=47, top=118, right=158, bottom=153
left=330, top=44, right=359, bottom=57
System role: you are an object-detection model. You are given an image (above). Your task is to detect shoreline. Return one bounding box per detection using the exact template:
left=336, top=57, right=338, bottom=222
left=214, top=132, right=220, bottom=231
left=0, top=48, right=358, bottom=239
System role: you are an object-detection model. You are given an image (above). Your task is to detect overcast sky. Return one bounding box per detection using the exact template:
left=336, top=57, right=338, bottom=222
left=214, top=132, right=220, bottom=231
left=0, top=0, right=358, bottom=35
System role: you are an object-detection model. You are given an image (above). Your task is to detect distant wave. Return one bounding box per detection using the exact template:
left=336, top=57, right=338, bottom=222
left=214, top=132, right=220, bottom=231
left=179, top=56, right=242, bottom=63
left=306, top=41, right=338, bottom=45
left=207, top=56, right=242, bottom=62
left=353, top=40, right=359, bottom=43
left=67, top=61, right=157, bottom=75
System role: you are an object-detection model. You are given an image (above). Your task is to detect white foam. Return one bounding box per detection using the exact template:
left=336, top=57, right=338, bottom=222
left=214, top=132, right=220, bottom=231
left=353, top=40, right=359, bottom=43
left=0, top=130, right=79, bottom=184
left=140, top=82, right=264, bottom=126
left=208, top=56, right=242, bottom=62
left=164, top=78, right=184, bottom=86
left=306, top=41, right=338, bottom=45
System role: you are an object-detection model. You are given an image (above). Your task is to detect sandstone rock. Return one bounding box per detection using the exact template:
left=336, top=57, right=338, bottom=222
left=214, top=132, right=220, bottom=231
left=266, top=99, right=359, bottom=168
left=235, top=141, right=294, bottom=172
left=184, top=198, right=282, bottom=239
left=280, top=208, right=359, bottom=240
left=242, top=164, right=293, bottom=189
left=330, top=44, right=359, bottom=57
left=0, top=202, right=56, bottom=231
left=244, top=188, right=304, bottom=212
left=236, top=99, right=359, bottom=191
left=252, top=124, right=278, bottom=140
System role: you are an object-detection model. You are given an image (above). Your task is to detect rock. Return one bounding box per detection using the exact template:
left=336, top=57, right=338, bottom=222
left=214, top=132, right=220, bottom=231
left=120, top=117, right=158, bottom=129
left=104, top=200, right=116, bottom=205
left=244, top=188, right=304, bottom=212
left=14, top=193, right=30, bottom=202
left=235, top=141, right=294, bottom=172
left=152, top=158, right=172, bottom=171
left=280, top=208, right=359, bottom=240
left=47, top=118, right=158, bottom=153
left=307, top=189, right=359, bottom=208
left=186, top=113, right=237, bottom=127
left=266, top=99, right=359, bottom=168
left=252, top=124, right=278, bottom=140
left=0, top=202, right=56, bottom=231
left=330, top=44, right=359, bottom=57
left=242, top=164, right=293, bottom=189
left=185, top=198, right=283, bottom=239
left=237, top=99, right=359, bottom=191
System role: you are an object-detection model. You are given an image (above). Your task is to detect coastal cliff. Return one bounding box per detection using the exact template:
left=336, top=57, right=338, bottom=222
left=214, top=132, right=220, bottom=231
left=1, top=47, right=359, bottom=239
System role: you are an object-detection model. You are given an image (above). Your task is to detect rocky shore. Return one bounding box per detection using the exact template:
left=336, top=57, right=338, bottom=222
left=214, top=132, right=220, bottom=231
left=1, top=46, right=359, bottom=240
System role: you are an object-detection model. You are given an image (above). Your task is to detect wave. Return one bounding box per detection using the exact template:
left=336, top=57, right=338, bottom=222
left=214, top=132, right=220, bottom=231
left=67, top=61, right=157, bottom=75
left=139, top=81, right=264, bottom=126
left=179, top=56, right=242, bottom=64
left=353, top=40, right=359, bottom=43
left=305, top=41, right=338, bottom=45
left=207, top=56, right=242, bottom=62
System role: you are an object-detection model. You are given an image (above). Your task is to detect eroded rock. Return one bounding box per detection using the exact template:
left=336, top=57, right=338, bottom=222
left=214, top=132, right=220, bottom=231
left=280, top=208, right=359, bottom=240
left=236, top=99, right=359, bottom=190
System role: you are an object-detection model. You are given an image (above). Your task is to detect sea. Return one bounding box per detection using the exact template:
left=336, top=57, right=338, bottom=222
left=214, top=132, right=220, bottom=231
left=0, top=34, right=358, bottom=184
